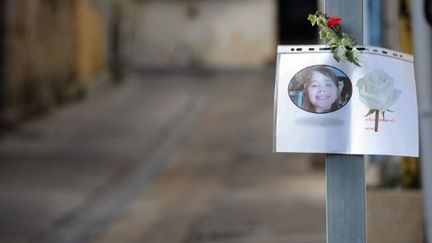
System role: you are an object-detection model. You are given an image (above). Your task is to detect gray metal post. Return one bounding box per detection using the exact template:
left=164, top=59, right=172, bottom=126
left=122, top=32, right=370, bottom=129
left=411, top=0, right=432, bottom=242
left=325, top=1, right=366, bottom=243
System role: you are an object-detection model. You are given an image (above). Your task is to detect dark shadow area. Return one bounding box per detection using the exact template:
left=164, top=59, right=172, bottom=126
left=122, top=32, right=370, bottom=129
left=109, top=1, right=122, bottom=82
left=278, top=1, right=318, bottom=44
left=0, top=1, right=6, bottom=128
left=426, top=0, right=432, bottom=26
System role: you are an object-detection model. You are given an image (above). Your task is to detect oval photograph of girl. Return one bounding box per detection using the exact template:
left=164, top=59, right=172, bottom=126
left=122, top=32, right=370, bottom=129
left=288, top=65, right=352, bottom=114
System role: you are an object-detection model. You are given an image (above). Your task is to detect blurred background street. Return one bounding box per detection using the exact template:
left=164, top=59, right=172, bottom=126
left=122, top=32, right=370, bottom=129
left=0, top=71, right=326, bottom=243
left=0, top=0, right=428, bottom=243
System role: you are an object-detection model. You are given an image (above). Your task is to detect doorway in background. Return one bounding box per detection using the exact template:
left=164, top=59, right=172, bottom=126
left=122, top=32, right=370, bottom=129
left=0, top=1, right=6, bottom=129
left=278, top=1, right=318, bottom=44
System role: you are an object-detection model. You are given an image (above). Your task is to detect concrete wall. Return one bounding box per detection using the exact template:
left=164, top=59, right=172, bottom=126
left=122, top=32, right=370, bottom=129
left=120, top=0, right=276, bottom=69
left=1, top=0, right=110, bottom=123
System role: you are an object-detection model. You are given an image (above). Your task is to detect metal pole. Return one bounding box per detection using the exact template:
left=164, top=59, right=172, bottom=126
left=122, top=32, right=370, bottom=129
left=325, top=1, right=366, bottom=243
left=412, top=0, right=432, bottom=242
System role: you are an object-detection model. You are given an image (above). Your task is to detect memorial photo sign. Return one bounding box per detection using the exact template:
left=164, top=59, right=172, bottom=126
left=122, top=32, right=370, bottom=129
left=274, top=45, right=419, bottom=157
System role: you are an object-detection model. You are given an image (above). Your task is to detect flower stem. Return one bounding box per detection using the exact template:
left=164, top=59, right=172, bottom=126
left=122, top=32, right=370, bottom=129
left=332, top=26, right=343, bottom=39
left=374, top=111, right=379, bottom=132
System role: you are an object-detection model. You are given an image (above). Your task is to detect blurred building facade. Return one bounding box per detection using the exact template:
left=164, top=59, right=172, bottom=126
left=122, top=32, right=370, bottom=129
left=119, top=0, right=277, bottom=70
left=0, top=0, right=113, bottom=126
left=0, top=0, right=281, bottom=127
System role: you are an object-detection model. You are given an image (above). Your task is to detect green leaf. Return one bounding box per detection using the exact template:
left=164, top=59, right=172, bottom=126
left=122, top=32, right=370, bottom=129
left=341, top=38, right=352, bottom=46
left=345, top=48, right=360, bottom=66
left=307, top=14, right=317, bottom=26
left=333, top=51, right=341, bottom=62
left=328, top=38, right=340, bottom=46
left=317, top=17, right=327, bottom=28
left=333, top=45, right=346, bottom=62
left=364, top=109, right=378, bottom=117
left=342, top=33, right=356, bottom=46
left=319, top=29, right=332, bottom=39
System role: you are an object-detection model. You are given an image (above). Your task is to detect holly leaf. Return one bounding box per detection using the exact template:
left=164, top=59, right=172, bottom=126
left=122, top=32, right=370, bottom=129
left=328, top=38, right=340, bottom=47
left=319, top=29, right=332, bottom=39
left=308, top=14, right=317, bottom=26
left=317, top=17, right=327, bottom=28
left=341, top=38, right=353, bottom=47
left=345, top=47, right=360, bottom=66
left=342, top=33, right=356, bottom=46
left=333, top=45, right=346, bottom=62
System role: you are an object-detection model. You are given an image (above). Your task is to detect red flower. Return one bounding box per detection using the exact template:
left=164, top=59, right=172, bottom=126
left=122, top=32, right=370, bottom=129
left=327, top=17, right=342, bottom=28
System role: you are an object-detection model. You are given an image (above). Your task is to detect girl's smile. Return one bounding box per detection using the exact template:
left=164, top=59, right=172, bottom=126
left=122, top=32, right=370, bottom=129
left=307, top=72, right=338, bottom=112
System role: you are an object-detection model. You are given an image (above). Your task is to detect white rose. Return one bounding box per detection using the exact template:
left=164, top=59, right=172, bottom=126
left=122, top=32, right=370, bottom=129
left=356, top=69, right=401, bottom=112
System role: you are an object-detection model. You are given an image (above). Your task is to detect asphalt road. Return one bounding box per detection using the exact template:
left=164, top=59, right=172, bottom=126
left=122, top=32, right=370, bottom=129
left=0, top=71, right=326, bottom=243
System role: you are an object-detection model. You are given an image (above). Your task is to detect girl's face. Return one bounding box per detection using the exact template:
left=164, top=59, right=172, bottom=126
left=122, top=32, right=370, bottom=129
left=307, top=71, right=338, bottom=112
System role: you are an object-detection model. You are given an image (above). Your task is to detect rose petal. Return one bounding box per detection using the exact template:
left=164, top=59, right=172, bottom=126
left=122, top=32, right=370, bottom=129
left=356, top=70, right=400, bottom=112
left=359, top=91, right=386, bottom=111
left=384, top=89, right=402, bottom=108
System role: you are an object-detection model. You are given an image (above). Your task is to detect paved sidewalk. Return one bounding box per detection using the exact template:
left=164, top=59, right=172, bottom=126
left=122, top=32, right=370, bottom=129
left=0, top=71, right=325, bottom=243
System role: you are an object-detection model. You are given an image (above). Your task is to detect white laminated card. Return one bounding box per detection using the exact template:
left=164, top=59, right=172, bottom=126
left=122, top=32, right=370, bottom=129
left=274, top=45, right=419, bottom=157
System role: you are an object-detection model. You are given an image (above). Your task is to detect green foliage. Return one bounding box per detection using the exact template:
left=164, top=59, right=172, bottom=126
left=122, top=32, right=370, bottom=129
left=317, top=18, right=327, bottom=28
left=345, top=47, right=360, bottom=66
left=333, top=45, right=346, bottom=62
left=319, top=29, right=333, bottom=39
left=307, top=14, right=317, bottom=26
left=308, top=11, right=360, bottom=67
